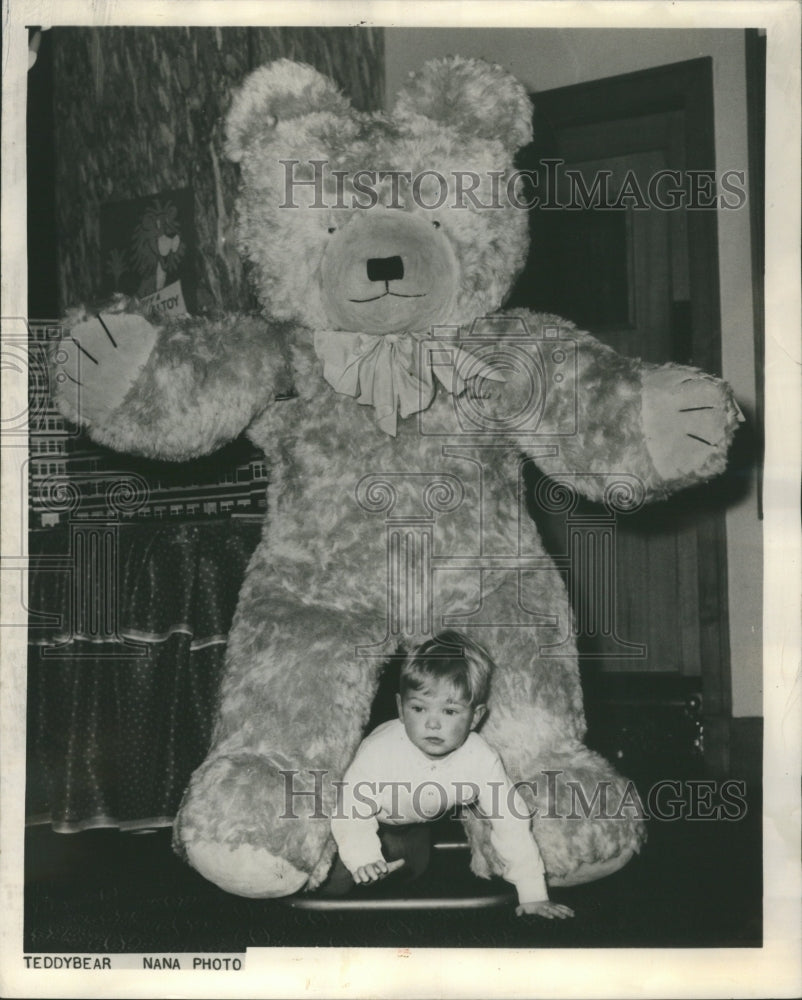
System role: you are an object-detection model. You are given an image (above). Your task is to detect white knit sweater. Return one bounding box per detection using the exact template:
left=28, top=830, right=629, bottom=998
left=330, top=719, right=548, bottom=903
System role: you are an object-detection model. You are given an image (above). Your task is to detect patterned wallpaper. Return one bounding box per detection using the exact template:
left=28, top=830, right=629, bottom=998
left=51, top=26, right=385, bottom=314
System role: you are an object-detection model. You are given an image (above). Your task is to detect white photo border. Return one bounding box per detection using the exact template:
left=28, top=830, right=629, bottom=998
left=2, top=1, right=800, bottom=997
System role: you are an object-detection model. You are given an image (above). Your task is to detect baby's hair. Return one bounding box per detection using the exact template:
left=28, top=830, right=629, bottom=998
left=400, top=630, right=495, bottom=706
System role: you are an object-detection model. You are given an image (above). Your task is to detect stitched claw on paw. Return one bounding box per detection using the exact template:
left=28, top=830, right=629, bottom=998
left=52, top=311, right=159, bottom=427
left=642, top=367, right=743, bottom=482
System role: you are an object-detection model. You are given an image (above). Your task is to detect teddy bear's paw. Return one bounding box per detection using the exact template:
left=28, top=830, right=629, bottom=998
left=642, top=367, right=744, bottom=484
left=524, top=754, right=647, bottom=886
left=51, top=311, right=159, bottom=429
left=174, top=752, right=334, bottom=897
left=463, top=747, right=647, bottom=888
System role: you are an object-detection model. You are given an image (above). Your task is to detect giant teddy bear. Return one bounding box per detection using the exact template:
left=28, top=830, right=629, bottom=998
left=53, top=56, right=742, bottom=898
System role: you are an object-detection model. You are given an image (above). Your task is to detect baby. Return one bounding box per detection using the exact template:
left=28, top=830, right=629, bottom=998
left=327, top=630, right=574, bottom=919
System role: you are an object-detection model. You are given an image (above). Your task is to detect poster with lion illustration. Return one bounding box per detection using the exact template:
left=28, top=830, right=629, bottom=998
left=100, top=187, right=197, bottom=316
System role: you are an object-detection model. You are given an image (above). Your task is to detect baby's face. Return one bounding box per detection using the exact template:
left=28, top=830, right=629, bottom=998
left=396, top=680, right=485, bottom=760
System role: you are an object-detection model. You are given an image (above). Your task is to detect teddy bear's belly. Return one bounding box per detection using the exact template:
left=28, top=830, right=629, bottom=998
left=251, top=394, right=530, bottom=618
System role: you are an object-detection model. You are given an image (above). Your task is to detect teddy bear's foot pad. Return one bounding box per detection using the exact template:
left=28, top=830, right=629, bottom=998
left=546, top=847, right=635, bottom=887
left=186, top=839, right=309, bottom=898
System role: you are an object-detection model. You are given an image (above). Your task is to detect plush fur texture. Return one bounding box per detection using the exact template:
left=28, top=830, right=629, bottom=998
left=54, top=56, right=743, bottom=898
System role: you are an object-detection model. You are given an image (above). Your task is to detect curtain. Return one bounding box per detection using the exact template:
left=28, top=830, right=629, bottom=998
left=26, top=520, right=260, bottom=830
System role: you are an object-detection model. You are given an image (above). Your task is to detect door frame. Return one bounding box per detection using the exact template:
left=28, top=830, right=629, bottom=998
left=518, top=57, right=733, bottom=773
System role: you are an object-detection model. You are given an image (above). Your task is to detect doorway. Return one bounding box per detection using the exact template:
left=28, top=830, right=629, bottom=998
left=507, top=58, right=733, bottom=773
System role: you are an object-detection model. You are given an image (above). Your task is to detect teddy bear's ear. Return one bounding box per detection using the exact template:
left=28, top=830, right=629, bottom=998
left=393, top=55, right=533, bottom=152
left=226, top=58, right=352, bottom=162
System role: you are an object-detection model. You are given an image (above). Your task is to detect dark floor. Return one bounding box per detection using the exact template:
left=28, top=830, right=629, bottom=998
left=25, top=793, right=762, bottom=952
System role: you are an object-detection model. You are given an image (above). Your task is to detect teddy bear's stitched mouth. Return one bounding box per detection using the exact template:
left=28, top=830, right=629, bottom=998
left=348, top=288, right=428, bottom=303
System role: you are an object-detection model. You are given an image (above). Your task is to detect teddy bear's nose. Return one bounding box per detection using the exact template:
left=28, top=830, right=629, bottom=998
left=366, top=255, right=404, bottom=283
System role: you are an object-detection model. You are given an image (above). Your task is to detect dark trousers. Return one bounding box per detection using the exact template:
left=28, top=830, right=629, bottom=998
left=320, top=822, right=432, bottom=896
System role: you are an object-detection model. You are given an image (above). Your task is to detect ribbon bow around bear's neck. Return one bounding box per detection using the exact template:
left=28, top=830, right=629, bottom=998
left=313, top=330, right=505, bottom=436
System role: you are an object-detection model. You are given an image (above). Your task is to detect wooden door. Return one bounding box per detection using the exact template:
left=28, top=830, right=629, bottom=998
left=507, top=59, right=733, bottom=769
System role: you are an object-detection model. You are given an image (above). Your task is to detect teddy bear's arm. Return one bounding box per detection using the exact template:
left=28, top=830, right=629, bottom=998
left=477, top=314, right=743, bottom=501
left=52, top=306, right=292, bottom=461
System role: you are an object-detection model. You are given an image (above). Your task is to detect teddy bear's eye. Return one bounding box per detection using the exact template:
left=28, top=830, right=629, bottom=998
left=432, top=220, right=441, bottom=229
left=327, top=226, right=337, bottom=234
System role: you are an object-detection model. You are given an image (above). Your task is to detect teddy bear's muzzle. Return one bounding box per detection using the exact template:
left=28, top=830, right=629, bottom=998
left=321, top=212, right=458, bottom=334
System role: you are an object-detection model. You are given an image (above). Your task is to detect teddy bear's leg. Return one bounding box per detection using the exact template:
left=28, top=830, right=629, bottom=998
left=459, top=574, right=588, bottom=769
left=173, top=561, right=387, bottom=898
left=452, top=576, right=645, bottom=886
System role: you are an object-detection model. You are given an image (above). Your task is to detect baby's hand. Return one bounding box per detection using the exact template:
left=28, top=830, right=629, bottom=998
left=515, top=900, right=574, bottom=920
left=353, top=858, right=405, bottom=884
